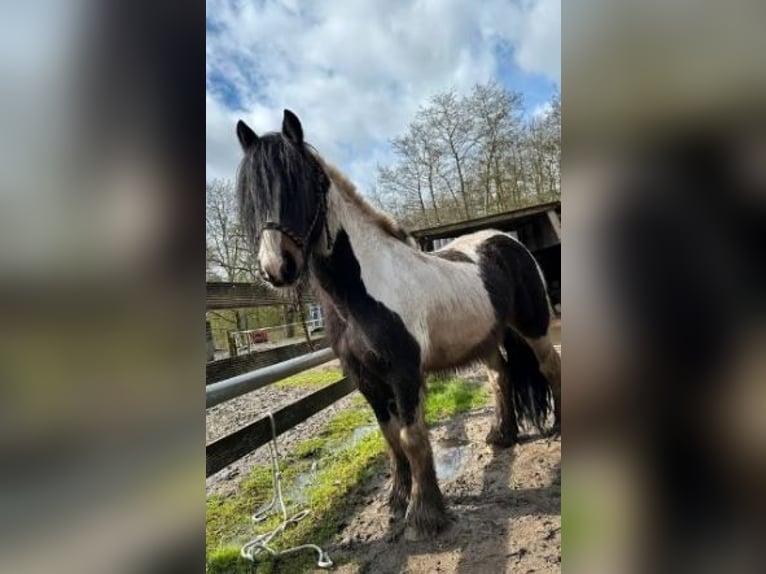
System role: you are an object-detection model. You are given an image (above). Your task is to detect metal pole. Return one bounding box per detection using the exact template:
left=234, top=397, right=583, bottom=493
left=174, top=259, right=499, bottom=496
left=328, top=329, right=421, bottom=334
left=206, top=347, right=335, bottom=409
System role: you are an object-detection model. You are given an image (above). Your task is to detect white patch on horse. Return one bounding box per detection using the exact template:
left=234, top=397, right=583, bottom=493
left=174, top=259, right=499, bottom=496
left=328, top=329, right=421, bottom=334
left=327, top=185, right=496, bottom=368
left=258, top=229, right=283, bottom=278
left=443, top=228, right=548, bottom=291
left=440, top=228, right=503, bottom=261
left=256, top=178, right=282, bottom=267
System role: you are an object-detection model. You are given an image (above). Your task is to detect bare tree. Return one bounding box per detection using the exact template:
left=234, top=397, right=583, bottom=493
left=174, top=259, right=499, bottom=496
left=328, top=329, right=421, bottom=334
left=206, top=178, right=256, bottom=331
left=422, top=90, right=478, bottom=219
left=412, top=120, right=444, bottom=223
left=206, top=178, right=255, bottom=282
left=522, top=93, right=561, bottom=203
left=374, top=82, right=561, bottom=228
left=378, top=133, right=431, bottom=226
left=468, top=81, right=524, bottom=214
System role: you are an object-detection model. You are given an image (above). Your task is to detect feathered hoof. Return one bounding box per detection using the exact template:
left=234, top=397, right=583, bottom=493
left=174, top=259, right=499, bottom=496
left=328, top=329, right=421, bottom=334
left=485, top=426, right=517, bottom=448
left=388, top=490, right=409, bottom=521
left=403, top=511, right=451, bottom=541
left=403, top=495, right=450, bottom=541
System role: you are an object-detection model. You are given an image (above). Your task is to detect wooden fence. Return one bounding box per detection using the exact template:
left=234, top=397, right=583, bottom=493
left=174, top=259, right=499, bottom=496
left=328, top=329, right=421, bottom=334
left=205, top=282, right=351, bottom=478
left=206, top=338, right=328, bottom=385
left=207, top=372, right=354, bottom=476
left=206, top=281, right=316, bottom=309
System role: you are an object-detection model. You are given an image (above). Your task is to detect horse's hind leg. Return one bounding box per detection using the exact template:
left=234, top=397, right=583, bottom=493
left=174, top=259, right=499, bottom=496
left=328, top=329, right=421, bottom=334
left=394, top=384, right=449, bottom=540
left=525, top=334, right=562, bottom=433
left=484, top=348, right=519, bottom=447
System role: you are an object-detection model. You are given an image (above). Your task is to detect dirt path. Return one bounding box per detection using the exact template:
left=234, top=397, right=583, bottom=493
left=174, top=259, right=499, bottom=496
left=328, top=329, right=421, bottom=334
left=323, top=407, right=561, bottom=574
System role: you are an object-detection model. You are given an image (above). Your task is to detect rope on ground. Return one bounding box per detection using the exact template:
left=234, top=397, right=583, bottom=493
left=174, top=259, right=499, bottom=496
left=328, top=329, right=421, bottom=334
left=240, top=412, right=332, bottom=569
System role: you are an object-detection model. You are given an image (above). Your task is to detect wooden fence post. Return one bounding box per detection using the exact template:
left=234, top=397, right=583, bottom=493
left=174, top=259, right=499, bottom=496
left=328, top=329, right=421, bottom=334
left=206, top=320, right=215, bottom=362
left=284, top=304, right=296, bottom=338
left=227, top=331, right=237, bottom=358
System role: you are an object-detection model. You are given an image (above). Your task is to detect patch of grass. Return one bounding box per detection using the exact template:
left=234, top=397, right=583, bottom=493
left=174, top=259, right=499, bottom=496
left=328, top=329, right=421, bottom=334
left=206, top=464, right=314, bottom=550
left=292, top=437, right=326, bottom=459
left=274, top=367, right=344, bottom=389
left=424, top=375, right=489, bottom=425
left=319, top=402, right=375, bottom=441
left=206, top=547, right=252, bottom=574
left=207, top=376, right=489, bottom=573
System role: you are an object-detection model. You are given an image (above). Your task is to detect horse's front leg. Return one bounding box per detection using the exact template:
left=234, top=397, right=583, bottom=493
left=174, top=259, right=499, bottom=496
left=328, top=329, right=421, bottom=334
left=379, top=415, right=411, bottom=519
left=356, top=372, right=411, bottom=519
left=395, top=384, right=449, bottom=540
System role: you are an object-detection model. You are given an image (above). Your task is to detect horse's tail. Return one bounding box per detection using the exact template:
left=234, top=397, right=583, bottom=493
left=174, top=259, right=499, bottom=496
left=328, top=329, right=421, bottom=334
left=503, top=328, right=551, bottom=434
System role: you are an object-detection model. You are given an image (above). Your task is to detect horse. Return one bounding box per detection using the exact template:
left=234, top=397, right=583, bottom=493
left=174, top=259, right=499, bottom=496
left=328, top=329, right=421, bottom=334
left=235, top=110, right=561, bottom=540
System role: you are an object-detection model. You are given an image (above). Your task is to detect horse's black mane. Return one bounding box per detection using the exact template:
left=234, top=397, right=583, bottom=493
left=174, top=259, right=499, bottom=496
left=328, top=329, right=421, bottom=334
left=237, top=133, right=415, bottom=248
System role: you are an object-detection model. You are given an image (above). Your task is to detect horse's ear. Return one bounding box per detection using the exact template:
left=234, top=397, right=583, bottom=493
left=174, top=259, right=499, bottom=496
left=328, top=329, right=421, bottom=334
left=282, top=109, right=303, bottom=145
left=236, top=120, right=258, bottom=151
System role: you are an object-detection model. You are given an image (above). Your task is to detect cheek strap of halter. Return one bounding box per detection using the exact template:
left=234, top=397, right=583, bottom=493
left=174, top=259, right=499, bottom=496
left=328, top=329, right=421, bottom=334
left=258, top=171, right=333, bottom=260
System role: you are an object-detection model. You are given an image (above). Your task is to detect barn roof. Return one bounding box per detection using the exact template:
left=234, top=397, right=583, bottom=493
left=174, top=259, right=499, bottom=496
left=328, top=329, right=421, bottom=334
left=411, top=200, right=560, bottom=242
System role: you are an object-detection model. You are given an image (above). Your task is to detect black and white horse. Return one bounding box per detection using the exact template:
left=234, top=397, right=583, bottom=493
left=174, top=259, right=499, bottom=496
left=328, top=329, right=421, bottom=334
left=235, top=110, right=561, bottom=540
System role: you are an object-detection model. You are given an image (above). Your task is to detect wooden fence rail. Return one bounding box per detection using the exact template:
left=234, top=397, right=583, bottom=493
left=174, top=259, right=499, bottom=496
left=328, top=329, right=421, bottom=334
left=206, top=377, right=355, bottom=477
left=207, top=348, right=335, bottom=409
left=206, top=338, right=328, bottom=385
left=206, top=281, right=317, bottom=309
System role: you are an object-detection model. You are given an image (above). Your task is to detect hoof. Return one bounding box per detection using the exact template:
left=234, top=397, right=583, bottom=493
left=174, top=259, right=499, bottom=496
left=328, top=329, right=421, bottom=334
left=403, top=525, right=424, bottom=542
left=384, top=520, right=405, bottom=542
left=388, top=492, right=409, bottom=520
left=403, top=514, right=450, bottom=541
left=485, top=426, right=517, bottom=448
left=404, top=499, right=450, bottom=541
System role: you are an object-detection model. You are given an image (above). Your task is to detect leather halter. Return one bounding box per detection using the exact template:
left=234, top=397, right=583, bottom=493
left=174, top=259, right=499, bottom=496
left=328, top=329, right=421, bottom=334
left=255, top=166, right=333, bottom=280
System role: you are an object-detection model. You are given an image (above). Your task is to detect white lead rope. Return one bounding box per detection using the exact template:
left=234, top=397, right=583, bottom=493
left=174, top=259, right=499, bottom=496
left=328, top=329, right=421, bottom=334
left=240, top=412, right=333, bottom=569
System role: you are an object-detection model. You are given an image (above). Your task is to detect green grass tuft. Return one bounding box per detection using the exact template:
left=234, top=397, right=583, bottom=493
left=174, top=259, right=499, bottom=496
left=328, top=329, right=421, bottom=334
left=424, top=375, right=489, bottom=425
left=319, top=405, right=375, bottom=440
left=291, top=437, right=326, bottom=459
left=206, top=547, right=253, bottom=574
left=274, top=367, right=344, bottom=389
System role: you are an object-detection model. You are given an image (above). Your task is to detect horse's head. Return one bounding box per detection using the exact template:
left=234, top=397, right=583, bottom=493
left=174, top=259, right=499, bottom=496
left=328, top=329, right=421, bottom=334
left=236, top=110, right=330, bottom=288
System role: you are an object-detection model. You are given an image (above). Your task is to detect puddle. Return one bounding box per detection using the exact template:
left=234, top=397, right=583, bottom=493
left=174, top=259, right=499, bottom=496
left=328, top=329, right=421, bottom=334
left=281, top=428, right=468, bottom=503
left=281, top=461, right=318, bottom=506
left=436, top=436, right=470, bottom=449
left=433, top=437, right=470, bottom=481
left=284, top=425, right=376, bottom=504
left=349, top=425, right=377, bottom=445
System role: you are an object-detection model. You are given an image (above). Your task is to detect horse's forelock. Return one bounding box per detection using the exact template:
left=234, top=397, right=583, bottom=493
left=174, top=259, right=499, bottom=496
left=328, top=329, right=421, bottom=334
left=237, top=134, right=322, bottom=245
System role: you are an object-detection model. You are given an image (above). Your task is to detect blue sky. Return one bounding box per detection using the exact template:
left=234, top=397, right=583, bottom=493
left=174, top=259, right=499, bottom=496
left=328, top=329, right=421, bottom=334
left=206, top=0, right=560, bottom=192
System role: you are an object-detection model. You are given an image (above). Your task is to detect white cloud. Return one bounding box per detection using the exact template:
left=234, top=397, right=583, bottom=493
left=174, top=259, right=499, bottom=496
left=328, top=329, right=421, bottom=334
left=514, top=0, right=561, bottom=80
left=206, top=0, right=561, bottom=192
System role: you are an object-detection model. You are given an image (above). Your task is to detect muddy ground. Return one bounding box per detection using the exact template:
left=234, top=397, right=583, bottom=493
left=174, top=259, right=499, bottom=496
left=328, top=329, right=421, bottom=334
left=321, top=407, right=561, bottom=574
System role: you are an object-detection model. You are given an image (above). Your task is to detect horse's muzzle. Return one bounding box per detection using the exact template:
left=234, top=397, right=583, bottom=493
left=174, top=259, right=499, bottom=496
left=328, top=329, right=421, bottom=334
left=258, top=229, right=303, bottom=287
left=262, top=251, right=298, bottom=286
